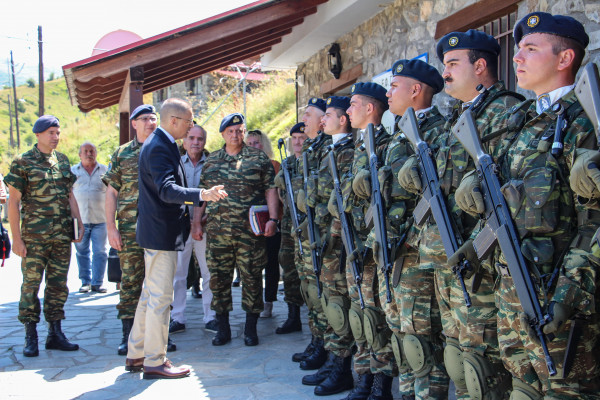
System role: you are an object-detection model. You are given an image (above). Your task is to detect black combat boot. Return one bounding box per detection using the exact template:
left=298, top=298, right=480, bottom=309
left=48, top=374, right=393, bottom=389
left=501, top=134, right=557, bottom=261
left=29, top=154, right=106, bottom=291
left=367, top=373, right=394, bottom=400
left=212, top=312, right=231, bottom=346
left=300, top=336, right=327, bottom=370
left=292, top=335, right=316, bottom=362
left=45, top=320, right=79, bottom=351
left=341, top=373, right=374, bottom=400
left=314, top=355, right=353, bottom=396
left=23, top=322, right=39, bottom=357
left=118, top=318, right=133, bottom=356
left=276, top=303, right=302, bottom=334
left=244, top=312, right=260, bottom=346
left=302, top=352, right=335, bottom=385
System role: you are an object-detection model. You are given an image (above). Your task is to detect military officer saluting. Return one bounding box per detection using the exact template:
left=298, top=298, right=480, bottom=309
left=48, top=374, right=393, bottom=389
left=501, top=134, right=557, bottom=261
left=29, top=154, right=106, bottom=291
left=6, top=115, right=84, bottom=357
left=455, top=13, right=600, bottom=398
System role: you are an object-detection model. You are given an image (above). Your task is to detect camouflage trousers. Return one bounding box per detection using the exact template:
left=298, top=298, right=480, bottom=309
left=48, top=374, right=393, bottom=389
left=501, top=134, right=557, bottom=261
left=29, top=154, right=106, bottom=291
left=279, top=215, right=303, bottom=307
left=348, top=254, right=394, bottom=376
left=496, top=248, right=600, bottom=399
left=381, top=247, right=448, bottom=399
left=117, top=228, right=145, bottom=320
left=207, top=227, right=265, bottom=314
left=320, top=235, right=354, bottom=358
left=18, top=238, right=71, bottom=323
left=434, top=266, right=509, bottom=399
left=297, top=234, right=327, bottom=338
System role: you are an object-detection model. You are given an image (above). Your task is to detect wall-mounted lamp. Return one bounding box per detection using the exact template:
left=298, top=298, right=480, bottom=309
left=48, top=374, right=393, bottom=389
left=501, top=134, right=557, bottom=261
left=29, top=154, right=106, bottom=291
left=328, top=43, right=342, bottom=79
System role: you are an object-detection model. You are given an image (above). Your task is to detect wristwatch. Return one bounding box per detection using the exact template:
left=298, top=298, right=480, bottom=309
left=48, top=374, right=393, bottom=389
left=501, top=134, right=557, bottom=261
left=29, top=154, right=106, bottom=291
left=269, top=218, right=279, bottom=224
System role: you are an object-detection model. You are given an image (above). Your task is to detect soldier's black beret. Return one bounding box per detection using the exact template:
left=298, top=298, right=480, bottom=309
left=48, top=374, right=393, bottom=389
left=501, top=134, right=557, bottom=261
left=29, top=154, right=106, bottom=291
left=307, top=97, right=327, bottom=113
left=349, top=82, right=389, bottom=110
left=513, top=12, right=588, bottom=49
left=436, top=29, right=501, bottom=61
left=129, top=104, right=156, bottom=120
left=391, top=59, right=444, bottom=94
left=219, top=113, right=245, bottom=132
left=290, top=122, right=305, bottom=135
left=325, top=96, right=351, bottom=111
left=32, top=115, right=60, bottom=133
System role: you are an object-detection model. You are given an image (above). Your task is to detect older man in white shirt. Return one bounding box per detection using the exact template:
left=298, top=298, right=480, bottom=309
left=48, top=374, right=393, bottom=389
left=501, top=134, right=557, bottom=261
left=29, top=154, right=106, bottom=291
left=72, top=142, right=108, bottom=293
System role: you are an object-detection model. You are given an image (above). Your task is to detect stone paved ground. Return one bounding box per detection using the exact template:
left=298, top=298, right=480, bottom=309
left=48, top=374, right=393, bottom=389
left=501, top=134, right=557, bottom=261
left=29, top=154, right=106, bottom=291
left=0, top=247, right=414, bottom=399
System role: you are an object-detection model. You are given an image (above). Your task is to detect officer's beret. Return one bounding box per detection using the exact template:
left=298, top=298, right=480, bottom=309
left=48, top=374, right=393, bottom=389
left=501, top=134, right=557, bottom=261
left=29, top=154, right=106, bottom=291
left=290, top=122, right=306, bottom=135
left=32, top=115, right=60, bottom=133
left=307, top=97, right=327, bottom=113
left=436, top=29, right=501, bottom=61
left=129, top=104, right=156, bottom=120
left=391, top=59, right=444, bottom=94
left=350, top=82, right=389, bottom=110
left=513, top=12, right=588, bottom=49
left=219, top=113, right=245, bottom=132
left=325, top=96, right=350, bottom=111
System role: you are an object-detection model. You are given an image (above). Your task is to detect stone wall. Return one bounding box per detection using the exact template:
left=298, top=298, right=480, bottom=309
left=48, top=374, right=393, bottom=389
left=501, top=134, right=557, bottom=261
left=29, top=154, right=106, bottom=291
left=297, top=0, right=600, bottom=113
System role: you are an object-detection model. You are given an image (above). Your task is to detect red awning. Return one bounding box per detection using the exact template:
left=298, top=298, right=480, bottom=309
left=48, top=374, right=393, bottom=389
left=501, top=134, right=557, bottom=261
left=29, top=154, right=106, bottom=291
left=63, top=0, right=327, bottom=113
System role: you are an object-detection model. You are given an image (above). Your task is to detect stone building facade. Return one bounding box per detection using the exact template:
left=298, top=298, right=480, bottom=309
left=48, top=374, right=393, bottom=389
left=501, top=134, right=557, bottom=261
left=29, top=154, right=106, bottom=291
left=296, top=0, right=600, bottom=114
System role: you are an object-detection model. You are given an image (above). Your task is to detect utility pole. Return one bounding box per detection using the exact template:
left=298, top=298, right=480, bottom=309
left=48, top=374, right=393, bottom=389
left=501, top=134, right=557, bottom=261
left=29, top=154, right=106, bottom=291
left=8, top=95, right=14, bottom=148
left=38, top=25, right=44, bottom=116
left=10, top=51, right=20, bottom=149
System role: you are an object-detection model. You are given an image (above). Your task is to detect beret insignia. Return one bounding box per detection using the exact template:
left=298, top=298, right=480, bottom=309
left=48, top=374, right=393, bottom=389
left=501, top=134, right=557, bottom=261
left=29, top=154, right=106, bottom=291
left=233, top=116, right=240, bottom=123
left=327, top=98, right=332, bottom=105
left=396, top=63, right=403, bottom=73
left=527, top=15, right=540, bottom=27
left=449, top=36, right=459, bottom=47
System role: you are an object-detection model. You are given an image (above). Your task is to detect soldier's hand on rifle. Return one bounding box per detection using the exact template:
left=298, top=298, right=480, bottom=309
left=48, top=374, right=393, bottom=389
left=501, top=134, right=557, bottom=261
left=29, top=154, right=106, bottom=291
left=297, top=189, right=307, bottom=213
left=327, top=192, right=339, bottom=219
left=291, top=219, right=308, bottom=241
left=518, top=312, right=541, bottom=344
left=455, top=170, right=485, bottom=216
left=570, top=149, right=600, bottom=199
left=352, top=169, right=371, bottom=199
left=447, top=239, right=480, bottom=279
left=274, top=169, right=285, bottom=190
left=397, top=155, right=422, bottom=194
left=543, top=302, right=575, bottom=336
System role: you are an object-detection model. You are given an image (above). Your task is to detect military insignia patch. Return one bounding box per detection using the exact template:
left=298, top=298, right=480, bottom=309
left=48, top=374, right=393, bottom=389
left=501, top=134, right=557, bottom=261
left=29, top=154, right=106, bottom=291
left=351, top=84, right=356, bottom=93
left=311, top=98, right=317, bottom=104
left=233, top=116, right=240, bottom=123
left=449, top=36, right=459, bottom=47
left=396, top=64, right=403, bottom=73
left=327, top=98, right=332, bottom=105
left=527, top=15, right=539, bottom=27
left=300, top=126, right=305, bottom=132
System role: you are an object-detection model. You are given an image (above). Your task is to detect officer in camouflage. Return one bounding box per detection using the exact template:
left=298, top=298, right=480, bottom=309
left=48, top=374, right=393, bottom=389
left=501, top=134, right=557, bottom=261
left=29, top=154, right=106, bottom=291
left=346, top=82, right=396, bottom=399
left=6, top=115, right=84, bottom=357
left=429, top=30, right=524, bottom=399
left=387, top=58, right=450, bottom=399
left=273, top=122, right=307, bottom=335
left=103, top=105, right=176, bottom=355
left=293, top=98, right=331, bottom=370
left=455, top=13, right=600, bottom=398
left=197, top=112, right=278, bottom=347
left=301, top=96, right=355, bottom=395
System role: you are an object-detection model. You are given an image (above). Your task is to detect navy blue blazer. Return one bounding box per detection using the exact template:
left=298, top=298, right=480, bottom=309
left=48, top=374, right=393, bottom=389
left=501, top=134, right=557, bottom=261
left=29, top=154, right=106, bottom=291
left=136, top=127, right=203, bottom=251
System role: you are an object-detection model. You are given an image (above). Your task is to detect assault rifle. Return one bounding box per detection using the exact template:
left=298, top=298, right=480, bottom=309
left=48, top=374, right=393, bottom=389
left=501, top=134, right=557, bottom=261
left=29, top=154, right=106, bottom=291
left=277, top=139, right=304, bottom=257
left=364, top=123, right=393, bottom=303
left=452, top=110, right=557, bottom=376
left=302, top=150, right=323, bottom=298
left=575, top=62, right=600, bottom=143
left=398, top=107, right=473, bottom=307
left=328, top=141, right=365, bottom=309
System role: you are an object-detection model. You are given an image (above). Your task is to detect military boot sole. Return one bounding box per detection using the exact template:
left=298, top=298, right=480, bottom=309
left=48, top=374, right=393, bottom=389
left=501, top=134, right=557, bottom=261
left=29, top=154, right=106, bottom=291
left=275, top=321, right=302, bottom=334
left=314, top=377, right=354, bottom=396
left=45, top=340, right=79, bottom=351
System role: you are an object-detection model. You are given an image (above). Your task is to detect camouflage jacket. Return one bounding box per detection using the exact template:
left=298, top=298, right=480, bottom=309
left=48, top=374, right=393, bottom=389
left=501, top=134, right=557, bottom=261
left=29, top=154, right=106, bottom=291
left=102, top=137, right=142, bottom=229
left=200, top=143, right=275, bottom=233
left=297, top=132, right=333, bottom=210
left=5, top=144, right=75, bottom=241
left=492, top=89, right=598, bottom=315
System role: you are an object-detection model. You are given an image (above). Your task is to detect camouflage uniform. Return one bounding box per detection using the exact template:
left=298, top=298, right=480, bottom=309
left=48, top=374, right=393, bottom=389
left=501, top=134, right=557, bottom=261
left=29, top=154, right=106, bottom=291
left=378, top=107, right=449, bottom=399
left=343, top=124, right=395, bottom=376
left=5, top=145, right=75, bottom=324
left=277, top=154, right=303, bottom=307
left=490, top=91, right=600, bottom=398
left=297, top=133, right=332, bottom=338
left=423, top=81, right=522, bottom=399
left=102, top=137, right=145, bottom=320
left=200, top=144, right=275, bottom=314
left=310, top=134, right=355, bottom=358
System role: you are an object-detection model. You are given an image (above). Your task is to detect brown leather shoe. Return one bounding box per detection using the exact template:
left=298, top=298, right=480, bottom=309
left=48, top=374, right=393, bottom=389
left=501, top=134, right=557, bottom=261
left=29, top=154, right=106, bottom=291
left=143, top=359, right=190, bottom=380
left=125, top=357, right=144, bottom=372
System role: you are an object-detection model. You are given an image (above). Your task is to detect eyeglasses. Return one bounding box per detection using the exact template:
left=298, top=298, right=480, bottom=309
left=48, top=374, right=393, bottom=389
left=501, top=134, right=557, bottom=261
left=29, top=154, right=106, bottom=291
left=171, top=115, right=194, bottom=126
left=135, top=116, right=157, bottom=123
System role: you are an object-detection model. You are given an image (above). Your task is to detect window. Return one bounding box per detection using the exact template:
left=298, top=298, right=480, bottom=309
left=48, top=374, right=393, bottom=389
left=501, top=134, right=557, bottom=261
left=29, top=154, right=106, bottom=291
left=479, top=11, right=518, bottom=91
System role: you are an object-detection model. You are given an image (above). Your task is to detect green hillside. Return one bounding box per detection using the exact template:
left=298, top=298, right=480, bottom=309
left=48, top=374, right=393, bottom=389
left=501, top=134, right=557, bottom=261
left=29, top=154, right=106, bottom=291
left=0, top=72, right=297, bottom=174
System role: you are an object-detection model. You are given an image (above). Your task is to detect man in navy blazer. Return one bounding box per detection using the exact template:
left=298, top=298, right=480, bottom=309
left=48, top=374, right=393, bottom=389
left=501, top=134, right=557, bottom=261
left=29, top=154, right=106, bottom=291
left=126, top=98, right=226, bottom=379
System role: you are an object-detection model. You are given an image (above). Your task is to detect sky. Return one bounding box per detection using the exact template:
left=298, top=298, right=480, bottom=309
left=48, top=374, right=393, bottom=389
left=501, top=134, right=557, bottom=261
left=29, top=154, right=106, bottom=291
left=0, top=0, right=257, bottom=85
